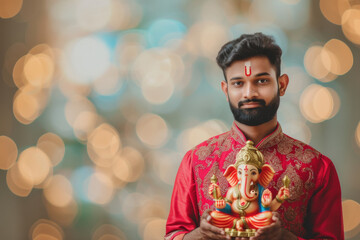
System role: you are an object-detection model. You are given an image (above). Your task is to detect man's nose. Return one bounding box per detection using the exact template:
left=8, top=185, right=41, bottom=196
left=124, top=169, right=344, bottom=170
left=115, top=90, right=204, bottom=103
left=244, top=83, right=258, bottom=99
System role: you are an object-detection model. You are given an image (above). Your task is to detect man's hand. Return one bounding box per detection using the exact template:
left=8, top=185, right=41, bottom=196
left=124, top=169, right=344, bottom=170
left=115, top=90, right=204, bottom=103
left=183, top=209, right=231, bottom=240
left=249, top=212, right=297, bottom=240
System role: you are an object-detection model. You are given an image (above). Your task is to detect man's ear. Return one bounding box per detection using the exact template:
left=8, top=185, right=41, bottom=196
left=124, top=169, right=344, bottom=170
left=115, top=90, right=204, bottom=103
left=278, top=74, right=289, bottom=96
left=221, top=81, right=229, bottom=102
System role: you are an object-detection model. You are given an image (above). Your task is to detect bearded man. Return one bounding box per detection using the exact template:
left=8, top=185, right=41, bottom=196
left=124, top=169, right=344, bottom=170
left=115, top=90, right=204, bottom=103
left=165, top=33, right=344, bottom=240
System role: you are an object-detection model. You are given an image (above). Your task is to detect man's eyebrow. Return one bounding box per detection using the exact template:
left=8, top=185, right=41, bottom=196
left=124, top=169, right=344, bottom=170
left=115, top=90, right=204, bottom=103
left=254, top=72, right=271, bottom=77
left=229, top=76, right=243, bottom=81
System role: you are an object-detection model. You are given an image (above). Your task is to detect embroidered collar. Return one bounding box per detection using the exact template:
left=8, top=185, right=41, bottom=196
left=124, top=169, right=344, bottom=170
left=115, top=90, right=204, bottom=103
left=230, top=121, right=284, bottom=150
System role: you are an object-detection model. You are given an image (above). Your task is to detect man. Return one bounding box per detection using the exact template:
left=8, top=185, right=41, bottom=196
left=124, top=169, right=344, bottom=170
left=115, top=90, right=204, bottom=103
left=165, top=33, right=344, bottom=240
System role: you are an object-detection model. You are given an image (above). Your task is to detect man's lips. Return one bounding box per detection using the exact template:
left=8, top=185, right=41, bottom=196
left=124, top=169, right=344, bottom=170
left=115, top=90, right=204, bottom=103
left=241, top=102, right=262, bottom=108
left=238, top=99, right=266, bottom=108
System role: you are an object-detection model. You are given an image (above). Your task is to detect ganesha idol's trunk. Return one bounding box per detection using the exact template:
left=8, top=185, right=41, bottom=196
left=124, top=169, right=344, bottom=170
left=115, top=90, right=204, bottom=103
left=240, top=175, right=257, bottom=201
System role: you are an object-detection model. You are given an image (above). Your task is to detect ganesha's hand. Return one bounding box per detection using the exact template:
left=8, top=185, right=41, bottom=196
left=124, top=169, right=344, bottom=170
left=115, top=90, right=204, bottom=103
left=215, top=199, right=226, bottom=209
left=208, top=183, right=221, bottom=200
left=276, top=187, right=290, bottom=202
left=261, top=189, right=272, bottom=207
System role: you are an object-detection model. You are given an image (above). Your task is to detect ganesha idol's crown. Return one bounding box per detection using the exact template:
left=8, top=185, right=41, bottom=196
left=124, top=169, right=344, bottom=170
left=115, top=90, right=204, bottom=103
left=235, top=140, right=265, bottom=170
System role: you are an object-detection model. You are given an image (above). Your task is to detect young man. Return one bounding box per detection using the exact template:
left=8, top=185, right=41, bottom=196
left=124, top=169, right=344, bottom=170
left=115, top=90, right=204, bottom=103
left=165, top=33, right=344, bottom=240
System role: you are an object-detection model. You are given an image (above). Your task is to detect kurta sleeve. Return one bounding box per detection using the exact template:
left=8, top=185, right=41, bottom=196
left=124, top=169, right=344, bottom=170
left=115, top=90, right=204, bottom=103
left=299, top=155, right=344, bottom=240
left=165, top=150, right=200, bottom=240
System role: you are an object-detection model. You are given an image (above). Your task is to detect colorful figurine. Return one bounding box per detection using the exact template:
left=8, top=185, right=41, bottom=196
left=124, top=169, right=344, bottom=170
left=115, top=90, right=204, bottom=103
left=208, top=140, right=290, bottom=237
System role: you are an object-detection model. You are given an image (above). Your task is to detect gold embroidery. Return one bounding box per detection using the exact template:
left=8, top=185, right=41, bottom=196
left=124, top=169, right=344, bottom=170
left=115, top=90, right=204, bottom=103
left=263, top=148, right=283, bottom=173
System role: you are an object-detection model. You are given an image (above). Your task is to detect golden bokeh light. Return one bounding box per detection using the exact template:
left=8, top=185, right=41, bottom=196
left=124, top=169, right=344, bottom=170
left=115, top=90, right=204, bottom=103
left=136, top=113, right=168, bottom=148
left=177, top=119, right=228, bottom=153
left=65, top=96, right=96, bottom=127
left=12, top=55, right=29, bottom=89
left=58, top=77, right=91, bottom=98
left=87, top=123, right=122, bottom=162
left=87, top=171, right=114, bottom=205
left=341, top=8, right=360, bottom=45
left=299, top=84, right=340, bottom=123
left=356, top=122, right=360, bottom=148
left=45, top=198, right=78, bottom=226
left=141, top=76, right=175, bottom=104
left=342, top=200, right=360, bottom=232
left=319, top=0, right=350, bottom=25
left=17, top=147, right=52, bottom=186
left=113, top=147, right=144, bottom=183
left=37, top=133, right=65, bottom=166
left=107, top=0, right=142, bottom=31
left=322, top=39, right=353, bottom=75
left=0, top=0, right=23, bottom=19
left=73, top=111, right=103, bottom=141
left=6, top=162, right=33, bottom=197
left=0, top=136, right=18, bottom=170
left=93, top=65, right=123, bottom=96
left=23, top=53, right=54, bottom=88
left=143, top=218, right=166, bottom=240
left=75, top=0, right=112, bottom=32
left=92, top=224, right=126, bottom=240
left=43, top=175, right=73, bottom=208
left=304, top=46, right=330, bottom=80
left=30, top=219, right=64, bottom=240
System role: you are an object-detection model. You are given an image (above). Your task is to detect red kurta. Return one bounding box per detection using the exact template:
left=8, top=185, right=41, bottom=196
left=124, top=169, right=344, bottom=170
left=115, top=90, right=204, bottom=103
left=165, top=122, right=344, bottom=240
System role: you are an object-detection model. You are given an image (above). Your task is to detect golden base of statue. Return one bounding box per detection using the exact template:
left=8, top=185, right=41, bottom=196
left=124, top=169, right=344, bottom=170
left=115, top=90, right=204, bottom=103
left=225, top=228, right=256, bottom=237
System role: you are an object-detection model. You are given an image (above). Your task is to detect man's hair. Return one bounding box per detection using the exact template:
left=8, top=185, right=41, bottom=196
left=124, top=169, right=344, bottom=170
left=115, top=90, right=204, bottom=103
left=216, top=32, right=282, bottom=81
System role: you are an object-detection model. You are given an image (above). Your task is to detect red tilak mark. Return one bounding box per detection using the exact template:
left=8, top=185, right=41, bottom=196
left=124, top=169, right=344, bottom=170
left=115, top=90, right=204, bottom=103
left=241, top=202, right=245, bottom=206
left=244, top=165, right=248, bottom=172
left=245, top=66, right=251, bottom=76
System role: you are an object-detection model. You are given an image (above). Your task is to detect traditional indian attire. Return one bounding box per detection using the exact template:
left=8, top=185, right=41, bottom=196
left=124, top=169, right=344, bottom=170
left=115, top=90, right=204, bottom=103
left=165, top=122, right=344, bottom=240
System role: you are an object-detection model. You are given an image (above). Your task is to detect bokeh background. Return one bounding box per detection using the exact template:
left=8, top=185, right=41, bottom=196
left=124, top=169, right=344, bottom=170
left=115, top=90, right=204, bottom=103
left=0, top=0, right=360, bottom=239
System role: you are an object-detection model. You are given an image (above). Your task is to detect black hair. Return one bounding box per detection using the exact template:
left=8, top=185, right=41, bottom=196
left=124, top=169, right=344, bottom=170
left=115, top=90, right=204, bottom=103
left=216, top=32, right=282, bottom=81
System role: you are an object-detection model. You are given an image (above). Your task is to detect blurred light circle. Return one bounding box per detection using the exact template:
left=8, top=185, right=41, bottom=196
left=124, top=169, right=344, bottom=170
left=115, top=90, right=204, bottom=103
left=6, top=162, right=33, bottom=197
left=342, top=199, right=360, bottom=232
left=321, top=39, right=353, bottom=75
left=62, top=37, right=111, bottom=84
left=341, top=8, right=360, bottom=45
left=148, top=150, right=182, bottom=185
left=93, top=65, right=123, bottom=96
left=87, top=171, right=114, bottom=205
left=0, top=136, right=18, bottom=170
left=13, top=88, right=41, bottom=125
left=73, top=111, right=102, bottom=141
left=30, top=219, right=64, bottom=240
left=356, top=122, right=360, bottom=148
left=113, top=147, right=144, bottom=182
left=320, top=0, right=350, bottom=25
left=147, top=19, right=187, bottom=47
left=45, top=198, right=78, bottom=226
left=304, top=46, right=330, bottom=80
left=24, top=54, right=54, bottom=88
left=65, top=96, right=96, bottom=127
left=12, top=55, right=28, bottom=88
left=0, top=0, right=23, bottom=19
left=141, top=76, right=175, bottom=104
left=131, top=49, right=184, bottom=86
left=92, top=224, right=126, bottom=240
left=143, top=218, right=166, bottom=240
left=75, top=0, right=112, bottom=32
left=87, top=123, right=121, bottom=161
left=37, top=133, right=65, bottom=167
left=281, top=120, right=312, bottom=144
left=299, top=84, right=340, bottom=123
left=43, top=175, right=73, bottom=208
left=177, top=120, right=228, bottom=153
left=136, top=113, right=168, bottom=148
left=17, top=147, right=52, bottom=186
left=199, top=22, right=230, bottom=60
left=107, top=0, right=142, bottom=31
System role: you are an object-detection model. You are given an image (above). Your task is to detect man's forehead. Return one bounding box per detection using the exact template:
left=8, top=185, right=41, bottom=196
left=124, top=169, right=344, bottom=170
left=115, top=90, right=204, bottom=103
left=226, top=56, right=276, bottom=77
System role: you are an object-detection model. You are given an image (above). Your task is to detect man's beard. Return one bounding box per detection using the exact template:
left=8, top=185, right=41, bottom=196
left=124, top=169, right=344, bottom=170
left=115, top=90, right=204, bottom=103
left=229, top=93, right=280, bottom=126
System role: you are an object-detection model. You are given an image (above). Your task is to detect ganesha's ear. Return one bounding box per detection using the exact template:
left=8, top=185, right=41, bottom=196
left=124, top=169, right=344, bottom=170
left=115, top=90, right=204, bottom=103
left=224, top=165, right=238, bottom=187
left=258, top=164, right=275, bottom=188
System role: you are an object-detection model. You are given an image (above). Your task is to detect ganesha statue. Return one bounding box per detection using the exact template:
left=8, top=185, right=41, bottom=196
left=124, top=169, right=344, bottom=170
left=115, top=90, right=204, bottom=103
left=208, top=140, right=290, bottom=237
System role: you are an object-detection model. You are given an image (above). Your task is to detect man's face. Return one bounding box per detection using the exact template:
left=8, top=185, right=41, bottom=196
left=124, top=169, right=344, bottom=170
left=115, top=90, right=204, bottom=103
left=221, top=56, right=285, bottom=126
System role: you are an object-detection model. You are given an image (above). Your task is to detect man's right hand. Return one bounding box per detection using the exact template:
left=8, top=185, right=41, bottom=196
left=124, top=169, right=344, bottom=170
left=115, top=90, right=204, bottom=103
left=183, top=209, right=231, bottom=240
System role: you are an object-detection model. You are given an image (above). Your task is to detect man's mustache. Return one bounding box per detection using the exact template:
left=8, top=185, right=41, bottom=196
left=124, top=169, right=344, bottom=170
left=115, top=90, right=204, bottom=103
left=237, top=99, right=266, bottom=108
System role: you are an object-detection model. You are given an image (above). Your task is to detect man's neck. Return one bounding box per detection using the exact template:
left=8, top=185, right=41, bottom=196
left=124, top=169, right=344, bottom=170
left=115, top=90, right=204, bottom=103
left=235, top=117, right=278, bottom=146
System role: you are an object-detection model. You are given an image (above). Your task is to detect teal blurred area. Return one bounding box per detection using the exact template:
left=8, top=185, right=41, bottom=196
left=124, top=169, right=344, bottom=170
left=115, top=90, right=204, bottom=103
left=0, top=0, right=360, bottom=239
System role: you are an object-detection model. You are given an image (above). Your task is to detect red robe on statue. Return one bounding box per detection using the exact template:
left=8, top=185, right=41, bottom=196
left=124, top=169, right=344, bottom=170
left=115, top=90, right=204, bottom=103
left=165, top=122, right=344, bottom=240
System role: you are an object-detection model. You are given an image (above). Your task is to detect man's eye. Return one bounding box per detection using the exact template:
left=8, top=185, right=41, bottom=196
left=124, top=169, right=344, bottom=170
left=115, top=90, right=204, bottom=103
left=257, top=79, right=268, bottom=84
left=233, top=81, right=243, bottom=86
